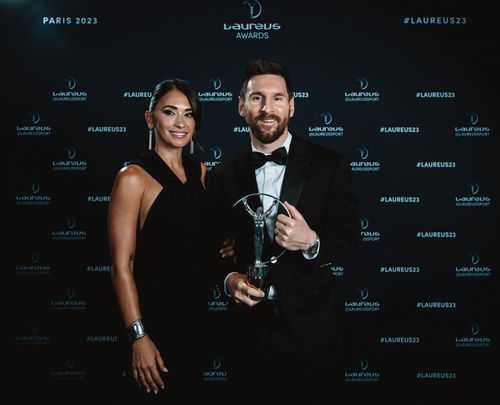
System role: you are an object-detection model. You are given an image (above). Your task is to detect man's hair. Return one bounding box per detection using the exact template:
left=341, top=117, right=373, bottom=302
left=239, top=58, right=293, bottom=100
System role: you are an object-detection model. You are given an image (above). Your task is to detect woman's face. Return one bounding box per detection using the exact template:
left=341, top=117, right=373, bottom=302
left=147, top=88, right=196, bottom=150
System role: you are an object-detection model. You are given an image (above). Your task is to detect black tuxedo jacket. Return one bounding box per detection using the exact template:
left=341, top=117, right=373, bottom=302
left=208, top=135, right=360, bottom=367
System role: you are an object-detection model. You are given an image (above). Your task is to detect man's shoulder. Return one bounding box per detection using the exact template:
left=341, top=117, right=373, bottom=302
left=294, top=135, right=345, bottom=162
left=211, top=148, right=247, bottom=178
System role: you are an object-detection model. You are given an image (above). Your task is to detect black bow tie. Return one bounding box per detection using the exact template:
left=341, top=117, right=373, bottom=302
left=250, top=146, right=288, bottom=170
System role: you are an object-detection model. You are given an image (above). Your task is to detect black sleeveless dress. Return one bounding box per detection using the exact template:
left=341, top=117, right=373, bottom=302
left=128, top=150, right=214, bottom=396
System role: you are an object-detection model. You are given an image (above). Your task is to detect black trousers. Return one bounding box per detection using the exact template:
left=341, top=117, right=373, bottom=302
left=227, top=300, right=344, bottom=403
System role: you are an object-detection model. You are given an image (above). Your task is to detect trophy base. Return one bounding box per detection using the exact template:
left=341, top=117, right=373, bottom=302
left=246, top=264, right=270, bottom=301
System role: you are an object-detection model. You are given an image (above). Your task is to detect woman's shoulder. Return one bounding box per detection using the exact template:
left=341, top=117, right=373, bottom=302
left=114, top=163, right=149, bottom=190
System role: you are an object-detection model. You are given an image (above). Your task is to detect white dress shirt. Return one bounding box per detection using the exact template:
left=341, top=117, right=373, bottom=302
left=225, top=132, right=319, bottom=300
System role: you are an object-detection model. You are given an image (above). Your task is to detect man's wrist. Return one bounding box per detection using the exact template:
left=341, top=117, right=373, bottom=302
left=305, top=231, right=317, bottom=249
left=223, top=272, right=239, bottom=297
left=303, top=232, right=320, bottom=258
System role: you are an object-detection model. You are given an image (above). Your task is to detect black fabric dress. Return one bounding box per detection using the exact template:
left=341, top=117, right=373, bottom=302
left=123, top=150, right=215, bottom=399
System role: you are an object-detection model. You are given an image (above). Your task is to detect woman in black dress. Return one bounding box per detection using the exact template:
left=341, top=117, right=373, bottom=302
left=108, top=79, right=231, bottom=399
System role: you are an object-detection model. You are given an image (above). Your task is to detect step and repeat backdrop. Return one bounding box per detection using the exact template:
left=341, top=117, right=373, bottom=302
left=7, top=0, right=498, bottom=402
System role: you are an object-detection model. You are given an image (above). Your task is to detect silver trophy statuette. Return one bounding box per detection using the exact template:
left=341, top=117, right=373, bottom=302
left=233, top=193, right=290, bottom=300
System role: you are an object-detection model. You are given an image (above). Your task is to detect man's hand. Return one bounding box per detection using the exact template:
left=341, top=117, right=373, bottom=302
left=226, top=272, right=265, bottom=307
left=275, top=201, right=316, bottom=251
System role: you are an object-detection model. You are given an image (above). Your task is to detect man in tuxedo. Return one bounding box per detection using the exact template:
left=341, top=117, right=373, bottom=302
left=209, top=58, right=360, bottom=399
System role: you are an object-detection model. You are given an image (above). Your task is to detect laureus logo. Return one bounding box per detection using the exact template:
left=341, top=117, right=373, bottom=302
left=358, top=358, right=369, bottom=371
left=32, top=252, right=40, bottom=264
left=308, top=112, right=343, bottom=137
left=455, top=181, right=491, bottom=207
left=320, top=112, right=333, bottom=125
left=357, top=147, right=369, bottom=160
left=345, top=357, right=380, bottom=382
left=456, top=321, right=491, bottom=348
left=359, top=216, right=380, bottom=241
left=357, top=288, right=369, bottom=300
left=16, top=181, right=51, bottom=206
left=223, top=0, right=281, bottom=40
left=199, top=78, right=233, bottom=102
left=67, top=288, right=76, bottom=299
left=467, top=112, right=479, bottom=125
left=468, top=322, right=480, bottom=336
left=211, top=285, right=222, bottom=300
left=210, top=78, right=222, bottom=90
left=31, top=321, right=40, bottom=334
left=468, top=182, right=479, bottom=195
left=15, top=251, right=51, bottom=276
left=455, top=112, right=490, bottom=137
left=345, top=287, right=381, bottom=312
left=51, top=287, right=87, bottom=311
left=52, top=215, right=87, bottom=240
left=50, top=359, right=86, bottom=381
left=243, top=0, right=262, bottom=19
left=356, top=78, right=369, bottom=90
left=30, top=112, right=41, bottom=124
left=205, top=147, right=223, bottom=171
left=65, top=147, right=77, bottom=159
left=52, top=146, right=88, bottom=171
left=359, top=217, right=369, bottom=230
left=53, top=76, right=87, bottom=102
left=16, top=112, right=51, bottom=136
left=467, top=252, right=479, bottom=265
left=351, top=147, right=380, bottom=172
left=210, top=147, right=222, bottom=160
left=67, top=217, right=76, bottom=229
left=203, top=356, right=228, bottom=382
left=65, top=77, right=77, bottom=90
left=208, top=284, right=228, bottom=312
left=456, top=251, right=490, bottom=278
left=15, top=320, right=50, bottom=346
left=212, top=358, right=222, bottom=370
left=345, top=77, right=380, bottom=102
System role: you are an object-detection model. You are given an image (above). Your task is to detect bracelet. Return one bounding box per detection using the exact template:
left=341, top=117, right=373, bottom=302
left=126, top=319, right=147, bottom=344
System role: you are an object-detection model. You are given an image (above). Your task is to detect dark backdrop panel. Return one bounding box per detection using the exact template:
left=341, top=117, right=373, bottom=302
left=7, top=0, right=498, bottom=403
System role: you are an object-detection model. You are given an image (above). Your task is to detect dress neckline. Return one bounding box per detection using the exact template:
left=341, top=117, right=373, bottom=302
left=150, top=150, right=189, bottom=185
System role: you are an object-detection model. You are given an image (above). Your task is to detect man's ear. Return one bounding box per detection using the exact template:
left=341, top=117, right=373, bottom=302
left=289, top=97, right=295, bottom=118
left=238, top=96, right=245, bottom=117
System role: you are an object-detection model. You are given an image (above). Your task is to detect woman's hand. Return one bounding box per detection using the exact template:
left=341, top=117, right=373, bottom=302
left=220, top=238, right=237, bottom=263
left=131, top=336, right=167, bottom=394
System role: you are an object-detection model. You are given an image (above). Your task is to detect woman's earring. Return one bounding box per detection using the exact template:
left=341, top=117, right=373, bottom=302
left=189, top=133, right=195, bottom=154
left=148, top=127, right=153, bottom=150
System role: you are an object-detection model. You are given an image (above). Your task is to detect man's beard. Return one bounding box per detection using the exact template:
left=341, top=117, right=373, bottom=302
left=249, top=114, right=288, bottom=144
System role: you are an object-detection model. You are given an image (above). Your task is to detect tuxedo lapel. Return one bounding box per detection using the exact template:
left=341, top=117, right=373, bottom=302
left=235, top=150, right=259, bottom=198
left=270, top=136, right=310, bottom=258
left=279, top=136, right=309, bottom=211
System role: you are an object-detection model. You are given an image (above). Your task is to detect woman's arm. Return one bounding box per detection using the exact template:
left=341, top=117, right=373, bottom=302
left=108, top=165, right=143, bottom=327
left=108, top=165, right=166, bottom=394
